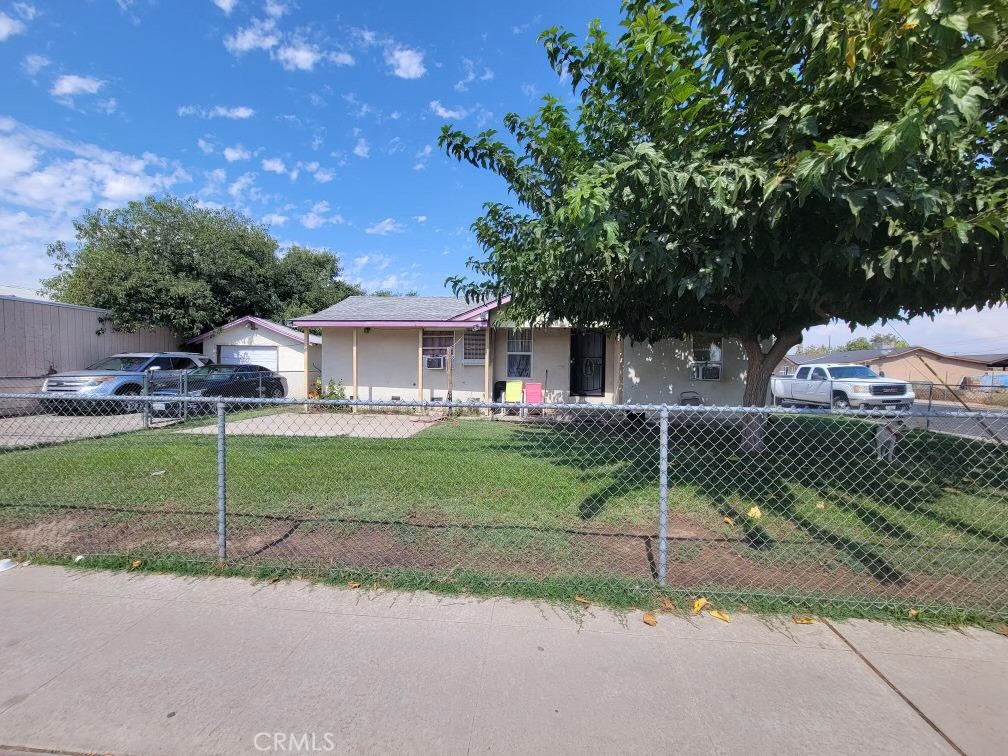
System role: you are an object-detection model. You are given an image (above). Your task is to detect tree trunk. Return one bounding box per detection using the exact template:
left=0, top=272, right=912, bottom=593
left=738, top=330, right=804, bottom=452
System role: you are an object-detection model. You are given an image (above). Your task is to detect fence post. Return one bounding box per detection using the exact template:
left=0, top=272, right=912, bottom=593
left=926, top=383, right=932, bottom=432
left=142, top=370, right=150, bottom=429
left=658, top=405, right=669, bottom=587
left=216, top=399, right=227, bottom=562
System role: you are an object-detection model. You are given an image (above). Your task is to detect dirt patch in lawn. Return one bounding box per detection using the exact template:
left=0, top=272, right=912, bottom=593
left=2, top=506, right=1004, bottom=612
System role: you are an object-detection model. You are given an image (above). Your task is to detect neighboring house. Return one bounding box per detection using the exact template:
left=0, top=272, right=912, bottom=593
left=291, top=296, right=749, bottom=405
left=185, top=315, right=321, bottom=398
left=0, top=294, right=177, bottom=382
left=777, top=347, right=1001, bottom=386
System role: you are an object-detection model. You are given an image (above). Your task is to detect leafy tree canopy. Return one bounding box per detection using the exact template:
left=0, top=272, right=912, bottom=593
left=794, top=333, right=910, bottom=356
left=42, top=196, right=361, bottom=336
left=440, top=0, right=1008, bottom=405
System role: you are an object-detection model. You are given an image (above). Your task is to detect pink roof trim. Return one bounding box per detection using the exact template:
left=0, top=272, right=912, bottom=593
left=292, top=320, right=485, bottom=329
left=449, top=295, right=512, bottom=322
left=185, top=315, right=322, bottom=345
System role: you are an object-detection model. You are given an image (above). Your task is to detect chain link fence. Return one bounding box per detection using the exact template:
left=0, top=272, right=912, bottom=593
left=0, top=392, right=1006, bottom=620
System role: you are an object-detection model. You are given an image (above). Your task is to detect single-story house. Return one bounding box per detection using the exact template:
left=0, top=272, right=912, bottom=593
left=291, top=296, right=749, bottom=405
left=186, top=315, right=321, bottom=398
left=777, top=346, right=999, bottom=386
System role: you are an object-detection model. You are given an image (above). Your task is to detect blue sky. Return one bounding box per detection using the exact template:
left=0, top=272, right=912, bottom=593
left=0, top=0, right=1004, bottom=354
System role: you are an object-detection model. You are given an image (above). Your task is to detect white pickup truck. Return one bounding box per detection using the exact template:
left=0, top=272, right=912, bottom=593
left=770, top=363, right=915, bottom=410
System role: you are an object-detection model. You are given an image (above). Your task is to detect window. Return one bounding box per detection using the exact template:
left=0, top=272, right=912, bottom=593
left=690, top=335, right=722, bottom=381
left=171, top=357, right=199, bottom=370
left=462, top=329, right=486, bottom=364
left=147, top=356, right=175, bottom=371
left=795, top=367, right=810, bottom=380
left=811, top=367, right=828, bottom=381
left=507, top=328, right=532, bottom=378
left=422, top=330, right=453, bottom=357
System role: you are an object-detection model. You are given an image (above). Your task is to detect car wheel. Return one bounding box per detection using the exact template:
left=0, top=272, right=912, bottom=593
left=269, top=386, right=284, bottom=399
left=115, top=385, right=142, bottom=414
left=832, top=393, right=851, bottom=411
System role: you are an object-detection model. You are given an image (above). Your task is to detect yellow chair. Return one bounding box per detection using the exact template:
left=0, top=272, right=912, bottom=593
left=503, top=380, right=523, bottom=415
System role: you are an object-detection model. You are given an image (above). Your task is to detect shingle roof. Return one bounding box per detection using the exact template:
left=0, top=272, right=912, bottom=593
left=788, top=346, right=1004, bottom=366
left=186, top=315, right=321, bottom=345
left=294, top=296, right=476, bottom=323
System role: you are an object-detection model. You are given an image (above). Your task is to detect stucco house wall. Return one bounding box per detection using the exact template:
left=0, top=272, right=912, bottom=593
left=622, top=338, right=749, bottom=405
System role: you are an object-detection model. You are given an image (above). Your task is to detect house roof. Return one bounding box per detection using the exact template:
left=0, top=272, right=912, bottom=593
left=952, top=352, right=1008, bottom=366
left=185, top=315, right=321, bottom=346
left=787, top=346, right=1003, bottom=367
left=291, top=295, right=508, bottom=328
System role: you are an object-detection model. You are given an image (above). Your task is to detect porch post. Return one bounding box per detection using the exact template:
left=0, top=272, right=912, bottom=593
left=615, top=335, right=625, bottom=404
left=352, top=327, right=359, bottom=409
left=417, top=329, right=424, bottom=401
left=483, top=327, right=491, bottom=401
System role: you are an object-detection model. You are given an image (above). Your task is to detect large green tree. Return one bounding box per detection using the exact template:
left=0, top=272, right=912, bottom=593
left=43, top=196, right=360, bottom=336
left=440, top=0, right=1008, bottom=405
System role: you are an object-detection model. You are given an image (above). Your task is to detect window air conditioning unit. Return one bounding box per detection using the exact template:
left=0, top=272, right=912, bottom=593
left=692, top=362, right=722, bottom=381
left=425, top=355, right=447, bottom=370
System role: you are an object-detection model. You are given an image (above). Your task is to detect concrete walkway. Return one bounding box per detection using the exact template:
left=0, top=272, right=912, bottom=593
left=0, top=566, right=1005, bottom=756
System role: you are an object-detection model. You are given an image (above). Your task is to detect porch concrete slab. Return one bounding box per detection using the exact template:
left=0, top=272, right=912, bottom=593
left=179, top=410, right=432, bottom=438
left=0, top=412, right=146, bottom=449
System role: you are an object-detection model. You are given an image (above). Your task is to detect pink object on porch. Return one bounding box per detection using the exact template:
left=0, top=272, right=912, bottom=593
left=523, top=382, right=544, bottom=404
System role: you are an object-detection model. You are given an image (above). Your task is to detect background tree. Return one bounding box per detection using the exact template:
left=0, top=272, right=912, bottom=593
left=274, top=245, right=362, bottom=322
left=440, top=0, right=1008, bottom=406
left=43, top=196, right=359, bottom=336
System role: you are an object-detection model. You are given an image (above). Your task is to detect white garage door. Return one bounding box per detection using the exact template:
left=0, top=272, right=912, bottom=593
left=219, top=345, right=279, bottom=372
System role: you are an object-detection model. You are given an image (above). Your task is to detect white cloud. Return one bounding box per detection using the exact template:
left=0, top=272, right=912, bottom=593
left=262, top=212, right=288, bottom=226
left=197, top=138, right=214, bottom=155
left=455, top=59, right=494, bottom=92
left=350, top=253, right=391, bottom=274
left=13, top=3, right=37, bottom=21
left=264, top=0, right=286, bottom=17
left=327, top=50, right=355, bottom=66
left=275, top=40, right=322, bottom=71
left=177, top=104, right=255, bottom=119
left=261, top=157, right=286, bottom=173
left=413, top=144, right=434, bottom=170
left=365, top=217, right=405, bottom=235
left=50, top=75, right=105, bottom=98
left=352, top=138, right=370, bottom=158
left=212, top=0, right=238, bottom=12
left=227, top=172, right=256, bottom=200
left=313, top=168, right=335, bottom=183
left=224, top=17, right=278, bottom=54
left=299, top=200, right=345, bottom=229
left=98, top=98, right=118, bottom=115
left=521, top=82, right=538, bottom=99
left=21, top=53, right=50, bottom=76
left=385, top=46, right=426, bottom=79
left=413, top=215, right=427, bottom=223
left=0, top=11, right=26, bottom=40
left=223, top=144, right=251, bottom=162
left=0, top=117, right=190, bottom=288
left=429, top=100, right=467, bottom=119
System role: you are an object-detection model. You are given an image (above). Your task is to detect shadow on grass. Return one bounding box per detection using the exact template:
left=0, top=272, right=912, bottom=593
left=505, top=413, right=1008, bottom=586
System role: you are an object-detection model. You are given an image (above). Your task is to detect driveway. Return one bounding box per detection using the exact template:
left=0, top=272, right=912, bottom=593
left=0, top=412, right=148, bottom=449
left=178, top=410, right=434, bottom=439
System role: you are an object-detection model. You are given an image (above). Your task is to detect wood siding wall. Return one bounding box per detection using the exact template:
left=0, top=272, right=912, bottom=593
left=0, top=297, right=178, bottom=378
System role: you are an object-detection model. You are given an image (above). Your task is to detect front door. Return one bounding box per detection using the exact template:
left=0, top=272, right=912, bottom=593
left=570, top=330, right=606, bottom=397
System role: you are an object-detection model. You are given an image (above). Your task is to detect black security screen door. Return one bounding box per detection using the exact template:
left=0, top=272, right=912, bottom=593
left=570, top=330, right=606, bottom=396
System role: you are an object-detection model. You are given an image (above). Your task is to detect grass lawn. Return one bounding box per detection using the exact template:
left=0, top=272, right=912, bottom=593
left=1, top=410, right=1006, bottom=621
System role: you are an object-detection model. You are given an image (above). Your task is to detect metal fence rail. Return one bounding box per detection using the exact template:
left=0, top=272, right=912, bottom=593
left=1, top=393, right=1006, bottom=620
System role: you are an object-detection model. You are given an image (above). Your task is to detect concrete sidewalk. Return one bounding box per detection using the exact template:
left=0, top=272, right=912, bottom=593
left=0, top=567, right=1004, bottom=756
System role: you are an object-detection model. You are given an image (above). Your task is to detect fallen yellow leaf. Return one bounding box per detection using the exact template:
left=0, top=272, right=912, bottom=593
left=347, top=581, right=361, bottom=589
left=575, top=595, right=590, bottom=605
left=723, top=516, right=733, bottom=525
left=642, top=612, right=658, bottom=627
left=792, top=615, right=815, bottom=625
left=908, top=608, right=919, bottom=618
left=660, top=597, right=677, bottom=613
left=129, top=559, right=142, bottom=571
left=692, top=597, right=708, bottom=615
left=995, top=624, right=1008, bottom=638
left=266, top=576, right=280, bottom=585
left=747, top=505, right=762, bottom=519
left=708, top=609, right=730, bottom=623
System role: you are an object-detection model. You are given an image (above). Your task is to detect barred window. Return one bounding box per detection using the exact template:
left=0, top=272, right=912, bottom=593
left=462, top=330, right=486, bottom=363
left=691, top=335, right=723, bottom=381
left=422, top=330, right=453, bottom=357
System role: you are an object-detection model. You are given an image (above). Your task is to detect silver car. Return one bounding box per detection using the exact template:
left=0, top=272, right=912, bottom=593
left=41, top=352, right=211, bottom=413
